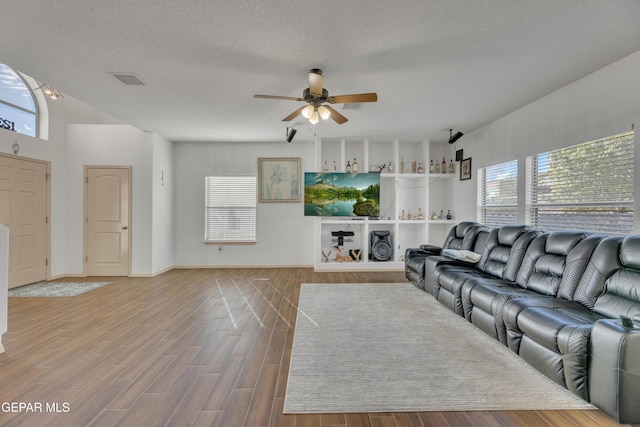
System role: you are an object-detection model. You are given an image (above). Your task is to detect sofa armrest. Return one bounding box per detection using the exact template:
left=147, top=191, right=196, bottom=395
left=419, top=244, right=442, bottom=254
left=589, top=318, right=640, bottom=424
left=405, top=248, right=432, bottom=259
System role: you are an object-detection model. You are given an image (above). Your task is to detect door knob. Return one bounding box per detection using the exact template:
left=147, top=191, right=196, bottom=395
left=122, top=226, right=129, bottom=230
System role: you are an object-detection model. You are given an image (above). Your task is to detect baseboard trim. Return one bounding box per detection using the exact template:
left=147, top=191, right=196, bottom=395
left=173, top=265, right=315, bottom=270
left=48, top=273, right=86, bottom=280
left=48, top=265, right=316, bottom=280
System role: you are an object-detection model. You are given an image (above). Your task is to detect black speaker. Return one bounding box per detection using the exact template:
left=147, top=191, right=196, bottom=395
left=369, top=230, right=392, bottom=261
left=286, top=128, right=297, bottom=142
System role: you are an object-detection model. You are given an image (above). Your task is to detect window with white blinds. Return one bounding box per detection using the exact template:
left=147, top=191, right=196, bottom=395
left=525, top=131, right=634, bottom=235
left=478, top=160, right=518, bottom=227
left=205, top=176, right=257, bottom=243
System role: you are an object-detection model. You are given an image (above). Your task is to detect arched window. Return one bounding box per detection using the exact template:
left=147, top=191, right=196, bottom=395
left=0, top=64, right=38, bottom=137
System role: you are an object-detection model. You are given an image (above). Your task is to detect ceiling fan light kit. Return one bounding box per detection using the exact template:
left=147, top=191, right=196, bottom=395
left=254, top=68, right=378, bottom=126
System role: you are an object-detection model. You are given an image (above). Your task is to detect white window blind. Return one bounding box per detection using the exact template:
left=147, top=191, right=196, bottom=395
left=478, top=160, right=518, bottom=227
left=526, top=131, right=634, bottom=235
left=205, top=176, right=257, bottom=243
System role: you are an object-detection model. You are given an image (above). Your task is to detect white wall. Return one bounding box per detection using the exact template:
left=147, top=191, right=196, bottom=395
left=151, top=133, right=175, bottom=273
left=450, top=49, right=640, bottom=226
left=66, top=124, right=155, bottom=275
left=0, top=224, right=8, bottom=353
left=173, top=140, right=316, bottom=267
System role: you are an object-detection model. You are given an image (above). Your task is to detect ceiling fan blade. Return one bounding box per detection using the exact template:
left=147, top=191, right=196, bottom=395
left=324, top=105, right=349, bottom=124
left=282, top=106, right=306, bottom=122
left=328, top=93, right=378, bottom=104
left=308, top=69, right=324, bottom=96
left=254, top=94, right=304, bottom=101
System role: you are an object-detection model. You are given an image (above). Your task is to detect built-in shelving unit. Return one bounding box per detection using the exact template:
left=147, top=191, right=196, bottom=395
left=313, top=137, right=457, bottom=271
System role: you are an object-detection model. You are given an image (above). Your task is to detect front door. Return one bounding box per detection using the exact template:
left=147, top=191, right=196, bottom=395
left=0, top=154, right=48, bottom=288
left=85, top=166, right=131, bottom=276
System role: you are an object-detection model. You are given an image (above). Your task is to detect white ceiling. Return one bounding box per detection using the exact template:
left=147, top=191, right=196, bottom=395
left=3, top=1, right=640, bottom=144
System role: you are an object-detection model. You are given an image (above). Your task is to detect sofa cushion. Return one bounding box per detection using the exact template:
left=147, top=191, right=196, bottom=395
left=478, top=225, right=539, bottom=282
left=558, top=236, right=623, bottom=309
left=434, top=264, right=488, bottom=314
left=443, top=221, right=483, bottom=250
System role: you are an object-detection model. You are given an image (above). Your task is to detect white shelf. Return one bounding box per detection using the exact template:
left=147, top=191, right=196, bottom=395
left=320, top=218, right=368, bottom=224
left=428, top=173, right=456, bottom=179
left=315, top=260, right=404, bottom=271
left=314, top=137, right=455, bottom=272
left=394, top=173, right=429, bottom=179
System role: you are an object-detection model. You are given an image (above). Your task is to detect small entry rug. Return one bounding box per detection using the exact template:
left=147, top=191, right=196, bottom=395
left=284, top=283, right=595, bottom=414
left=8, top=281, right=111, bottom=297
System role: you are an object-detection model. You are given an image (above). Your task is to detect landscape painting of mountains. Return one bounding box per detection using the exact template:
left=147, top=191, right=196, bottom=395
left=304, top=172, right=381, bottom=217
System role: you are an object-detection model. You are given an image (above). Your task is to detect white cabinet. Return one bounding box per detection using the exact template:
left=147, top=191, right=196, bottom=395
left=313, top=137, right=457, bottom=271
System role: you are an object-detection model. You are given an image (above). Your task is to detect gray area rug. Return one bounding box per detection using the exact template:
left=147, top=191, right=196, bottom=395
left=8, top=281, right=111, bottom=297
left=284, top=283, right=595, bottom=414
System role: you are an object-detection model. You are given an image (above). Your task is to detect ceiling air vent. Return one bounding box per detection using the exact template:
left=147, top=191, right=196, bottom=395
left=109, top=73, right=146, bottom=86
left=342, top=103, right=362, bottom=110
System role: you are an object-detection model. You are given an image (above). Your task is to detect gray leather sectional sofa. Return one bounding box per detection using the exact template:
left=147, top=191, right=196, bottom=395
left=405, top=222, right=640, bottom=424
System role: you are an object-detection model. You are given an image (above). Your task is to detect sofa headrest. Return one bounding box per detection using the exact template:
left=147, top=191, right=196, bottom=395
left=620, top=235, right=640, bottom=270
left=546, top=231, right=590, bottom=256
left=497, top=225, right=530, bottom=245
left=455, top=221, right=480, bottom=238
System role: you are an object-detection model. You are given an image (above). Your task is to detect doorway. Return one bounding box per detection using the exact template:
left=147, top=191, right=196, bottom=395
left=84, top=166, right=131, bottom=276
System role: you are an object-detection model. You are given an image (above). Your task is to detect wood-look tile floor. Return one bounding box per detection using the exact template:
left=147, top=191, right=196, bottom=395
left=0, top=268, right=635, bottom=427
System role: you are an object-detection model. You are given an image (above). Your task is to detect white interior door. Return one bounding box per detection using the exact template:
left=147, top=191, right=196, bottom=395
left=0, top=155, right=48, bottom=288
left=85, top=166, right=131, bottom=276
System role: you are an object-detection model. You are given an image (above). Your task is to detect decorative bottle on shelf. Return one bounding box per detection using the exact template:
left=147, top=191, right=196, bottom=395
left=400, top=158, right=405, bottom=173
left=417, top=162, right=424, bottom=173
left=322, top=160, right=329, bottom=172
left=352, top=158, right=358, bottom=173
left=448, top=160, right=455, bottom=174
left=435, top=160, right=441, bottom=174
left=431, top=211, right=438, bottom=220
left=411, top=161, right=417, bottom=173
left=346, top=160, right=351, bottom=173
left=417, top=207, right=423, bottom=220
left=333, top=160, right=337, bottom=171
left=441, top=157, right=447, bottom=174
left=407, top=210, right=413, bottom=220
left=388, top=161, right=394, bottom=173
left=446, top=210, right=452, bottom=220
left=401, top=209, right=406, bottom=220
left=429, top=160, right=435, bottom=174
left=439, top=210, right=444, bottom=220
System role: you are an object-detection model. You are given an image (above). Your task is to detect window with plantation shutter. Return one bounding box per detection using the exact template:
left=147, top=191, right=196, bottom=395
left=205, top=176, right=257, bottom=243
left=525, top=131, right=634, bottom=235
left=478, top=160, right=518, bottom=227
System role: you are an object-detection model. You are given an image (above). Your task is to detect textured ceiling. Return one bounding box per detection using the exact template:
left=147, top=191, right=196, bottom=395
left=3, top=0, right=640, bottom=144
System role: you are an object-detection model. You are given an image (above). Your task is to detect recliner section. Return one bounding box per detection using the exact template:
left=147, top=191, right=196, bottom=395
left=404, top=221, right=484, bottom=290
left=434, top=225, right=539, bottom=316
left=405, top=223, right=640, bottom=425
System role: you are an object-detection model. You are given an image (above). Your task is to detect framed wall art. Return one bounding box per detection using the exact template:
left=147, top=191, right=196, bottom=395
left=257, top=157, right=301, bottom=202
left=460, top=158, right=472, bottom=181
